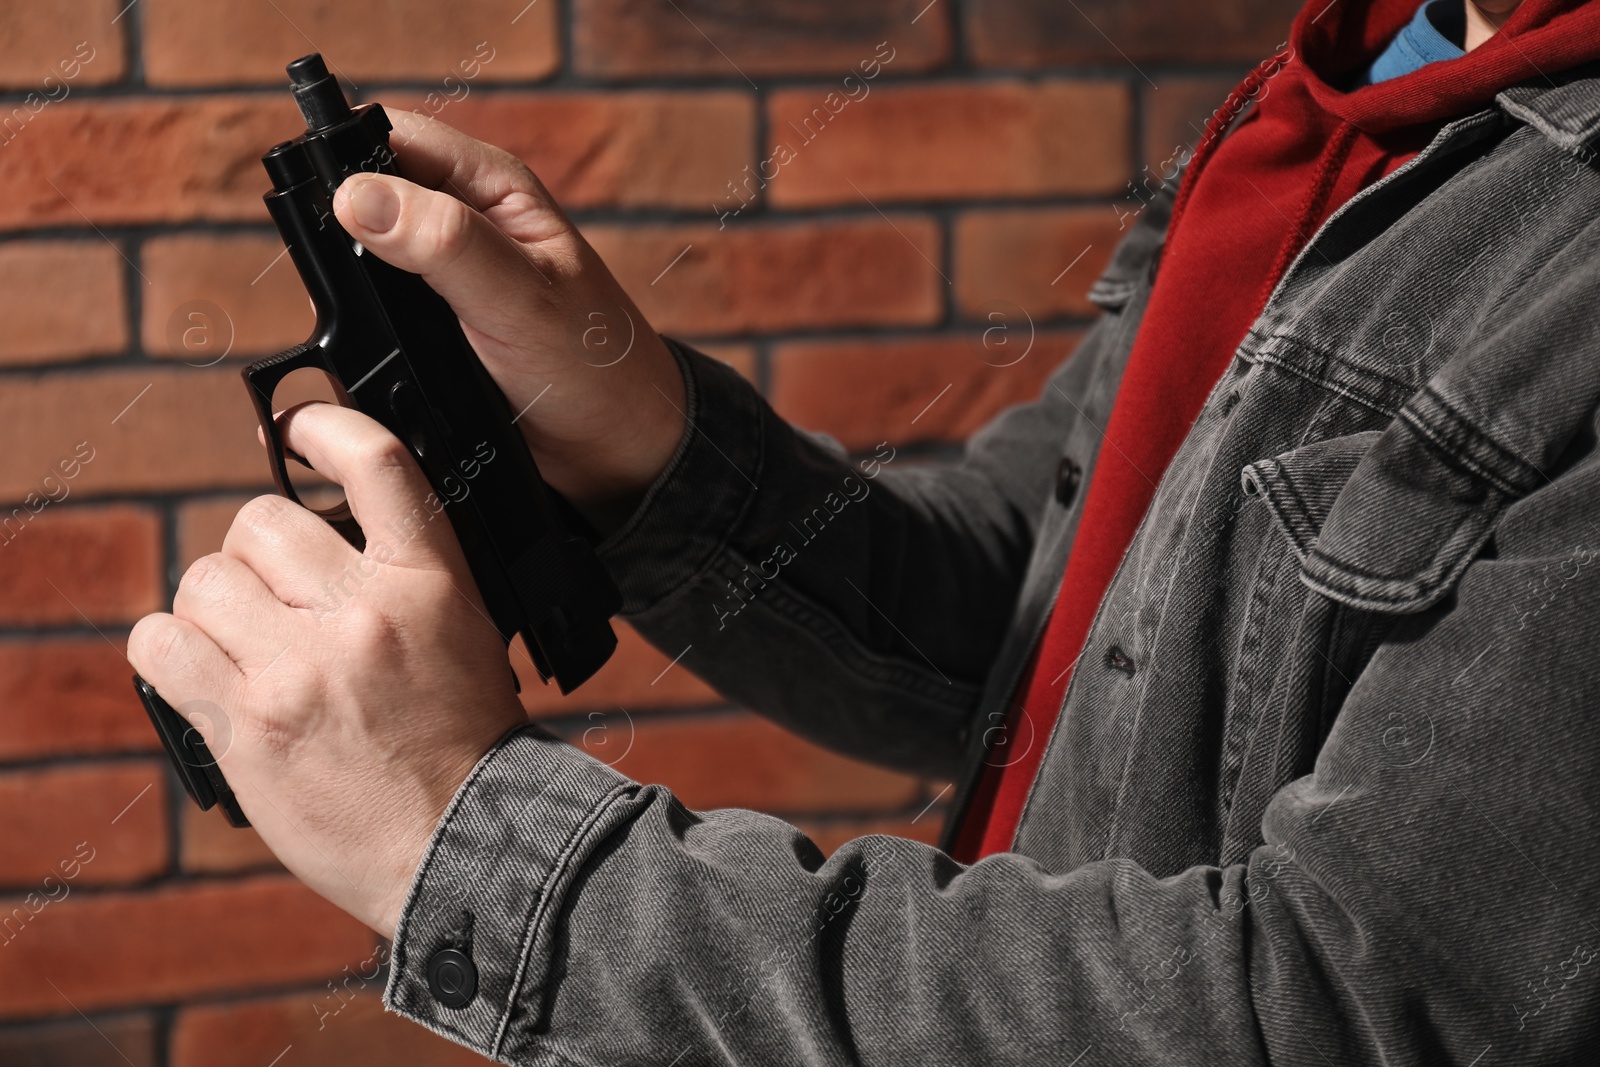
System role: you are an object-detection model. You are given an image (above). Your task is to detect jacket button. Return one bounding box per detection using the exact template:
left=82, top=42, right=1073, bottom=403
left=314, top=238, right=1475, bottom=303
left=1055, top=456, right=1083, bottom=507
left=426, top=948, right=478, bottom=1009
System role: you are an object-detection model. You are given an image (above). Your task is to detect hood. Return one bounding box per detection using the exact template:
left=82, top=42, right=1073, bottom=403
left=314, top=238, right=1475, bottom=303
left=1300, top=0, right=1600, bottom=131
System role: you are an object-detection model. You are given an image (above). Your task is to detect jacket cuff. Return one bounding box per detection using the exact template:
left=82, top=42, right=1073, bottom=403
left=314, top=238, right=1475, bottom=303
left=595, top=336, right=766, bottom=616
left=382, top=724, right=639, bottom=1060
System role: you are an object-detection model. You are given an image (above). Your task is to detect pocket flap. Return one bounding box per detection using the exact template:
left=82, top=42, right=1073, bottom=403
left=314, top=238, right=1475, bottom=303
left=1241, top=431, right=1381, bottom=562
left=1242, top=420, right=1516, bottom=615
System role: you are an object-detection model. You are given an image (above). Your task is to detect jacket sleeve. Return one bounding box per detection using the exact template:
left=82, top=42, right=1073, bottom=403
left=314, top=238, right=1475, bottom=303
left=593, top=327, right=1114, bottom=779
left=591, top=176, right=1173, bottom=781
left=387, top=438, right=1600, bottom=1066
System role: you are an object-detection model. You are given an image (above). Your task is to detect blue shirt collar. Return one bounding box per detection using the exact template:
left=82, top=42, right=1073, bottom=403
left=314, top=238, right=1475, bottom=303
left=1356, top=0, right=1466, bottom=87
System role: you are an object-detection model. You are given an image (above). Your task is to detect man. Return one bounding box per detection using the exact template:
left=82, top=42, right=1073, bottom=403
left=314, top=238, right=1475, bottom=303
left=130, top=0, right=1600, bottom=1062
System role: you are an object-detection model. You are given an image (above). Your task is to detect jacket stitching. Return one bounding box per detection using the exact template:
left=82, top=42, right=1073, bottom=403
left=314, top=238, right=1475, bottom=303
left=1250, top=330, right=1420, bottom=398
left=1221, top=540, right=1297, bottom=826
left=1099, top=383, right=1242, bottom=858
left=1396, top=406, right=1523, bottom=497
left=1303, top=501, right=1492, bottom=604
left=1252, top=352, right=1406, bottom=418
left=1412, top=387, right=1543, bottom=490
left=496, top=782, right=639, bottom=1060
left=1270, top=464, right=1327, bottom=556
left=1249, top=465, right=1314, bottom=559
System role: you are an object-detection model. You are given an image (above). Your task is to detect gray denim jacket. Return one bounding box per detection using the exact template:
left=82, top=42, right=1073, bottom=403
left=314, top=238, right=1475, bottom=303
left=384, top=69, right=1600, bottom=1065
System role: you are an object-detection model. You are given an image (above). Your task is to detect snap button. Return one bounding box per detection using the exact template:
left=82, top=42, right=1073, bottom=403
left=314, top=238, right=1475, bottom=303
left=426, top=948, right=478, bottom=1009
left=1055, top=456, right=1083, bottom=507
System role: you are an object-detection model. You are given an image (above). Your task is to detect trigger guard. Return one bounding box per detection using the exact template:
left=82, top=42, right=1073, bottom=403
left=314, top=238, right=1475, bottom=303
left=243, top=343, right=365, bottom=550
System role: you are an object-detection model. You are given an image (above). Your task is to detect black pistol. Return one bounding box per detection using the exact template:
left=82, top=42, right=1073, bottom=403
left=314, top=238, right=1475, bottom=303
left=133, top=54, right=622, bottom=828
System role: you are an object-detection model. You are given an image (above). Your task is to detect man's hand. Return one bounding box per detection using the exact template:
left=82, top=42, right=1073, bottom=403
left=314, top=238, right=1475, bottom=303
left=331, top=112, right=688, bottom=534
left=127, top=402, right=529, bottom=939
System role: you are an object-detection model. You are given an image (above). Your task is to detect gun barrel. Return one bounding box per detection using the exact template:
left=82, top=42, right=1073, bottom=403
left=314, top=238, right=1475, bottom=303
left=286, top=53, right=351, bottom=132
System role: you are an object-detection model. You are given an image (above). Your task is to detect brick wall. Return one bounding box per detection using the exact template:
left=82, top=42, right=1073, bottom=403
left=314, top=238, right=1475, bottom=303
left=0, top=0, right=1299, bottom=1062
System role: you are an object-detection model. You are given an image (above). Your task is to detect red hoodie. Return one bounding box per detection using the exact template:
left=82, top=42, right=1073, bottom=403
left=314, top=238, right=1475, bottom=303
left=953, top=0, right=1600, bottom=862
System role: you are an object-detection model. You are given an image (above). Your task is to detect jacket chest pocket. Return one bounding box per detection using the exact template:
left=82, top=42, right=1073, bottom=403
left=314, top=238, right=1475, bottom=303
left=1218, top=412, right=1523, bottom=864
left=1248, top=418, right=1513, bottom=614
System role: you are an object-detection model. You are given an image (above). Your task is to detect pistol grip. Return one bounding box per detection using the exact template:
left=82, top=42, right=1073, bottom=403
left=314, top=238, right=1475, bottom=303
left=131, top=675, right=250, bottom=828
left=242, top=342, right=365, bottom=550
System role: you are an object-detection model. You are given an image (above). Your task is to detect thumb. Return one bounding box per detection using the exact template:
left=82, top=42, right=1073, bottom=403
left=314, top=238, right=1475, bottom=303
left=332, top=173, right=572, bottom=339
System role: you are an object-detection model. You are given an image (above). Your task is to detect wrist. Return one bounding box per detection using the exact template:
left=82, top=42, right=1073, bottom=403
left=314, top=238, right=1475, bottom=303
left=531, top=335, right=689, bottom=536
left=368, top=725, right=514, bottom=939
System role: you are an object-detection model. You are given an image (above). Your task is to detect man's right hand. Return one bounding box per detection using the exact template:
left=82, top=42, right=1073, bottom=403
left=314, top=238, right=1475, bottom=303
left=329, top=112, right=688, bottom=535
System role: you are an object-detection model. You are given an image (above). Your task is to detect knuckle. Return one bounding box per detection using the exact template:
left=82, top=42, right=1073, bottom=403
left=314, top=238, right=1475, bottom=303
left=352, top=428, right=410, bottom=472
left=420, top=195, right=475, bottom=266
left=136, top=616, right=186, bottom=668
left=179, top=552, right=231, bottom=601
left=235, top=493, right=292, bottom=540
left=498, top=151, right=541, bottom=195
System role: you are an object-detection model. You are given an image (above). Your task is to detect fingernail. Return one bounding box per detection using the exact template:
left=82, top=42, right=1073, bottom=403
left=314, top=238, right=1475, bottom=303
left=347, top=179, right=400, bottom=234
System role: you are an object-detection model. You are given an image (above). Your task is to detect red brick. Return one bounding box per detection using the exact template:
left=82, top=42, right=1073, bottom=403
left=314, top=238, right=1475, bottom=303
left=515, top=621, right=720, bottom=717
left=143, top=0, right=557, bottom=87
left=966, top=0, right=1302, bottom=67
left=180, top=801, right=282, bottom=875
left=585, top=219, right=943, bottom=336
left=562, top=711, right=923, bottom=813
left=954, top=208, right=1123, bottom=321
left=176, top=495, right=253, bottom=576
left=374, top=91, right=755, bottom=211
left=0, top=876, right=375, bottom=1019
left=692, top=342, right=759, bottom=383
left=172, top=988, right=492, bottom=1067
left=1143, top=76, right=1239, bottom=169
left=0, top=242, right=126, bottom=365
left=0, top=1013, right=159, bottom=1067
left=766, top=81, right=1130, bottom=207
left=795, top=813, right=946, bottom=857
left=0, top=506, right=162, bottom=627
left=0, top=96, right=299, bottom=230
left=142, top=235, right=315, bottom=361
left=769, top=332, right=1080, bottom=451
left=0, top=640, right=159, bottom=761
left=0, top=764, right=168, bottom=889
left=0, top=1, right=126, bottom=88
left=575, top=0, right=950, bottom=79
left=0, top=369, right=270, bottom=502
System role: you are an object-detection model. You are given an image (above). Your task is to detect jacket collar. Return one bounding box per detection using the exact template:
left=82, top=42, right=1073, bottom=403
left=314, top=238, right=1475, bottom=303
left=1498, top=62, right=1600, bottom=154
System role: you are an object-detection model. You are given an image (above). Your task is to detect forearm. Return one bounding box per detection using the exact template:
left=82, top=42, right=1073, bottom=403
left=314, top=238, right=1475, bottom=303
left=383, top=724, right=1269, bottom=1067
left=597, top=338, right=1078, bottom=777
left=386, top=676, right=1599, bottom=1067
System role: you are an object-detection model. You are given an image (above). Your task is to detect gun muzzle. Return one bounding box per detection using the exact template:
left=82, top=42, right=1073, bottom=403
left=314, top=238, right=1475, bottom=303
left=287, top=53, right=351, bottom=133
